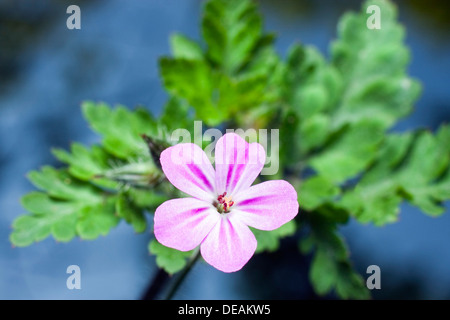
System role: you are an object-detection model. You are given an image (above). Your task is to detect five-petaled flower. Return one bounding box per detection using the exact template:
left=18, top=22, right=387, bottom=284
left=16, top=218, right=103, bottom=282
left=154, top=133, right=299, bottom=272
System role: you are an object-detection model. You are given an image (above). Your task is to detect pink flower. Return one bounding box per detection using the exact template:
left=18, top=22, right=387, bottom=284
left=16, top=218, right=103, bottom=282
left=154, top=133, right=299, bottom=272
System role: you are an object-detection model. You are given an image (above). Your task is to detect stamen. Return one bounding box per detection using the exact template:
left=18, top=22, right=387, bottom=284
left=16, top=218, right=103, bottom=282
left=215, top=192, right=234, bottom=214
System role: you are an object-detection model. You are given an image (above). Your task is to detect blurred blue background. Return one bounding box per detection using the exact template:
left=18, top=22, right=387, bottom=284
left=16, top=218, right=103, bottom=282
left=1, top=0, right=449, bottom=299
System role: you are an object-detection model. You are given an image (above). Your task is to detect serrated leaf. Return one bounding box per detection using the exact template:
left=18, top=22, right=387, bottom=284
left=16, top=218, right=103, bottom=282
left=11, top=167, right=120, bottom=246
left=308, top=120, right=384, bottom=183
left=76, top=199, right=120, bottom=240
left=27, top=166, right=99, bottom=203
left=21, top=192, right=84, bottom=216
left=284, top=45, right=341, bottom=117
left=13, top=193, right=79, bottom=245
left=159, top=58, right=224, bottom=125
left=298, top=176, right=340, bottom=211
left=51, top=215, right=78, bottom=242
left=82, top=102, right=157, bottom=159
left=243, top=34, right=279, bottom=78
left=116, top=195, right=146, bottom=233
left=330, top=0, right=421, bottom=129
left=202, top=0, right=262, bottom=75
left=299, top=114, right=331, bottom=154
left=170, top=33, right=204, bottom=60
left=396, top=128, right=450, bottom=216
left=340, top=125, right=450, bottom=225
left=338, top=132, right=414, bottom=225
left=301, top=216, right=370, bottom=299
left=159, top=97, right=193, bottom=134
left=216, top=72, right=269, bottom=114
left=127, top=188, right=169, bottom=210
left=310, top=248, right=339, bottom=295
left=252, top=220, right=296, bottom=253
left=281, top=44, right=342, bottom=158
left=148, top=239, right=193, bottom=274
left=335, top=265, right=371, bottom=300
left=161, top=1, right=275, bottom=127
left=160, top=57, right=271, bottom=126
left=10, top=215, right=52, bottom=247
left=52, top=144, right=117, bottom=189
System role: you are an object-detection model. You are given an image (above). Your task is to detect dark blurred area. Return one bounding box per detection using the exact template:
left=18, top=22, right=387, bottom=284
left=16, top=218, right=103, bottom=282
left=0, top=0, right=449, bottom=299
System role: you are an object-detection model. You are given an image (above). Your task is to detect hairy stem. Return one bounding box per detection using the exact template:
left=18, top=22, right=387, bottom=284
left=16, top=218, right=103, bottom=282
left=163, top=249, right=201, bottom=300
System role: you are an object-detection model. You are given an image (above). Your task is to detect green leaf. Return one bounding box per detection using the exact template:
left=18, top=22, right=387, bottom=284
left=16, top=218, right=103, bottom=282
left=281, top=44, right=342, bottom=157
left=340, top=125, right=450, bottom=225
left=159, top=97, right=193, bottom=134
left=395, top=128, right=450, bottom=216
left=161, top=1, right=276, bottom=127
left=116, top=195, right=146, bottom=233
left=330, top=0, right=421, bottom=129
left=284, top=45, right=342, bottom=117
left=53, top=142, right=161, bottom=190
left=52, top=144, right=117, bottom=189
left=127, top=188, right=169, bottom=210
left=339, top=132, right=413, bottom=224
left=243, top=34, right=279, bottom=78
left=13, top=100, right=172, bottom=247
left=27, top=166, right=99, bottom=203
left=308, top=120, right=384, bottom=183
left=279, top=110, right=301, bottom=167
left=21, top=192, right=84, bottom=216
left=159, top=58, right=223, bottom=125
left=51, top=215, right=78, bottom=242
left=252, top=220, right=296, bottom=253
left=340, top=184, right=402, bottom=225
left=148, top=239, right=193, bottom=274
left=82, top=102, right=157, bottom=159
left=283, top=0, right=421, bottom=175
left=215, top=72, right=270, bottom=114
left=298, top=176, right=340, bottom=211
left=301, top=216, right=370, bottom=299
left=299, top=114, right=331, bottom=154
left=202, top=0, right=263, bottom=75
left=10, top=215, right=52, bottom=247
left=160, top=58, right=271, bottom=126
left=76, top=199, right=120, bottom=240
left=170, top=33, right=204, bottom=60
left=11, top=167, right=120, bottom=246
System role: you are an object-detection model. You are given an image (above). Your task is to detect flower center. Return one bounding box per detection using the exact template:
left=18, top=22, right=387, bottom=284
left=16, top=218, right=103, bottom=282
left=215, top=192, right=234, bottom=214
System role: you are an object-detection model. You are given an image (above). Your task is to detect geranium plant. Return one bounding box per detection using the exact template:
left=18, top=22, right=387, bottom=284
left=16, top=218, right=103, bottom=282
left=11, top=0, right=450, bottom=299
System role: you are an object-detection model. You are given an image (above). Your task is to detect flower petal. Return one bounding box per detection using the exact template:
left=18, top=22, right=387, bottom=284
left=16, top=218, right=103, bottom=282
left=154, top=198, right=220, bottom=251
left=160, top=143, right=216, bottom=202
left=214, top=133, right=266, bottom=196
left=200, top=213, right=257, bottom=273
left=233, top=180, right=299, bottom=231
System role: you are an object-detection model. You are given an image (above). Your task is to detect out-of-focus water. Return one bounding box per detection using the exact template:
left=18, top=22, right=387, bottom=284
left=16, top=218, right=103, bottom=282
left=0, top=0, right=449, bottom=299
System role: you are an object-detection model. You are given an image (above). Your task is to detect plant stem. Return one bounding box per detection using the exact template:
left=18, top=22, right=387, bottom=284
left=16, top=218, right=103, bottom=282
left=141, top=268, right=170, bottom=300
left=163, top=249, right=201, bottom=300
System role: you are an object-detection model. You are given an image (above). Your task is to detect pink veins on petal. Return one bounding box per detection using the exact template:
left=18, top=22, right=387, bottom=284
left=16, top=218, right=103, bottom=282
left=154, top=132, right=299, bottom=273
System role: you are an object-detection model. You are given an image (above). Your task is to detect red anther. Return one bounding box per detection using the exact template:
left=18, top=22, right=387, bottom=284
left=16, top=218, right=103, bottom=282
left=216, top=192, right=234, bottom=213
